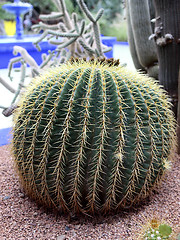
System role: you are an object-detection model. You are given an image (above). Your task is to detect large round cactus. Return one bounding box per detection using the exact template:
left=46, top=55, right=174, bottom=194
left=12, top=59, right=176, bottom=214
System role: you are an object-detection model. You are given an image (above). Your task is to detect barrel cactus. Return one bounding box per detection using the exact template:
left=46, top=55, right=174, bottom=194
left=12, top=59, right=176, bottom=215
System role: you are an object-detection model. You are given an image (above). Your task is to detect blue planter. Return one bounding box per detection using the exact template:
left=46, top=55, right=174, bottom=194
left=0, top=35, right=56, bottom=69
left=0, top=127, right=12, bottom=146
left=0, top=35, right=117, bottom=69
left=101, top=36, right=117, bottom=58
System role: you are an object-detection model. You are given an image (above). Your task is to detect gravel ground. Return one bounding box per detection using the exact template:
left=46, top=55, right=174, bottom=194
left=0, top=144, right=179, bottom=240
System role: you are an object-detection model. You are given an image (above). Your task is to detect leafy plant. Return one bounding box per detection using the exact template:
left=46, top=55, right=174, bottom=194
left=95, top=0, right=124, bottom=22
left=100, top=17, right=128, bottom=42
left=139, top=217, right=176, bottom=240
left=143, top=224, right=172, bottom=239
left=22, top=0, right=57, bottom=13
left=0, top=2, right=15, bottom=21
left=159, top=224, right=172, bottom=237
left=88, top=0, right=125, bottom=40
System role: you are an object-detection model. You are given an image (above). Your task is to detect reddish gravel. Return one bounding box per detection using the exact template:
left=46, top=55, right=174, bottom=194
left=0, top=145, right=180, bottom=240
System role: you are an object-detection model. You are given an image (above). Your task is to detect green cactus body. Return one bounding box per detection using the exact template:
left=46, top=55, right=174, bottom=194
left=12, top=60, right=176, bottom=214
left=126, top=0, right=159, bottom=79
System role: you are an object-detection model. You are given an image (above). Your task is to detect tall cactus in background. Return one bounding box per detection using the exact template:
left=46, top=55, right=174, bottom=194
left=126, top=0, right=180, bottom=120
left=152, top=0, right=180, bottom=118
left=152, top=0, right=180, bottom=153
left=12, top=59, right=176, bottom=214
left=126, top=0, right=158, bottom=79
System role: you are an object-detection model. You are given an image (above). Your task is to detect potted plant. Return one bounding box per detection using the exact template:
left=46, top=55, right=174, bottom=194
left=0, top=2, right=15, bottom=36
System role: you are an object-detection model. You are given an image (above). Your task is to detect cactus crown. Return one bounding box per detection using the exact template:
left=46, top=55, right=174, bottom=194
left=69, top=57, right=121, bottom=67
left=13, top=60, right=176, bottom=214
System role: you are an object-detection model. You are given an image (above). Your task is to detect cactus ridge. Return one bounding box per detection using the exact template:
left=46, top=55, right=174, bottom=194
left=13, top=60, right=176, bottom=214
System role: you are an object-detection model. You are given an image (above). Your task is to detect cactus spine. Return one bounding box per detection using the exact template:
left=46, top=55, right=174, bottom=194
left=12, top=60, right=176, bottom=214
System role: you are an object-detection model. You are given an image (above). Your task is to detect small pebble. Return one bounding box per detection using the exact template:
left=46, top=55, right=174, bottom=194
left=3, top=196, right=10, bottom=200
left=57, top=235, right=66, bottom=240
left=65, top=226, right=70, bottom=231
left=19, top=193, right=25, bottom=198
left=74, top=224, right=81, bottom=230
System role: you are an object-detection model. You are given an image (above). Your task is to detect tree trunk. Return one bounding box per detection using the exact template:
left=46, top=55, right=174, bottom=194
left=153, top=0, right=180, bottom=117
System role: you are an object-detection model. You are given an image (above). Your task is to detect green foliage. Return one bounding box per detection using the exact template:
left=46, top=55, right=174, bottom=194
left=159, top=224, right=172, bottom=237
left=71, top=0, right=100, bottom=11
left=70, top=0, right=125, bottom=36
left=95, top=0, right=124, bottom=22
left=143, top=224, right=172, bottom=239
left=23, top=0, right=57, bottom=13
left=101, top=18, right=128, bottom=42
left=64, top=0, right=78, bottom=15
left=140, top=218, right=174, bottom=240
left=83, top=0, right=99, bottom=10
left=88, top=0, right=125, bottom=39
left=0, top=2, right=15, bottom=20
left=74, top=0, right=124, bottom=22
left=12, top=59, right=176, bottom=215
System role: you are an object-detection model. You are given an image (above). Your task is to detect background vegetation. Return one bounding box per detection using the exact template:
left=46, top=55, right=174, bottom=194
left=22, top=0, right=128, bottom=41
left=0, top=2, right=15, bottom=20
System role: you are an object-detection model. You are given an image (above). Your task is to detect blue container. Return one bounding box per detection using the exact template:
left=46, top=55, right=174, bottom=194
left=101, top=36, right=117, bottom=58
left=0, top=35, right=117, bottom=69
left=0, top=35, right=56, bottom=69
left=0, top=127, right=12, bottom=146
